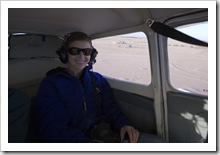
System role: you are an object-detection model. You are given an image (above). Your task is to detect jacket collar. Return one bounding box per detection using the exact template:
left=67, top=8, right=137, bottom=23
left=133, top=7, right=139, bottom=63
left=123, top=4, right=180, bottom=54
left=46, top=65, right=93, bottom=77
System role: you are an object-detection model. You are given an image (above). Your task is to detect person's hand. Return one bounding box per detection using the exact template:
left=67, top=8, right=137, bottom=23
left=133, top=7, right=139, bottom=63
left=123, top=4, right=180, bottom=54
left=120, top=125, right=139, bottom=143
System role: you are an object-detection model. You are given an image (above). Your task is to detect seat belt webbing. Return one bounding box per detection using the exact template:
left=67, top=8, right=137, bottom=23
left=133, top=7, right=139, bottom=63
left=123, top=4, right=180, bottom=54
left=148, top=20, right=208, bottom=47
left=89, top=72, right=102, bottom=108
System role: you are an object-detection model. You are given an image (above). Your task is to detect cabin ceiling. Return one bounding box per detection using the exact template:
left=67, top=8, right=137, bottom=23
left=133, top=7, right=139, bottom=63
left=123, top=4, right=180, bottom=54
left=8, top=8, right=205, bottom=37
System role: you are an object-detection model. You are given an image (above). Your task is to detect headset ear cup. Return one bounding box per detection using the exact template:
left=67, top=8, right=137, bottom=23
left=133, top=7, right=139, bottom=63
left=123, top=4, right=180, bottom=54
left=90, top=48, right=98, bottom=64
left=56, top=46, right=68, bottom=63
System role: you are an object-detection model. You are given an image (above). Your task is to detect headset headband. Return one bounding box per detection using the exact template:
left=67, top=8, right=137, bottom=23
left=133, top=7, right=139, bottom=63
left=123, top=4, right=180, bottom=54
left=56, top=32, right=98, bottom=64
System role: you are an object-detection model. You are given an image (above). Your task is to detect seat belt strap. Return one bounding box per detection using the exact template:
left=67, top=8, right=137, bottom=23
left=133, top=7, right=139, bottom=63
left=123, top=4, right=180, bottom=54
left=89, top=71, right=102, bottom=108
left=147, top=19, right=208, bottom=47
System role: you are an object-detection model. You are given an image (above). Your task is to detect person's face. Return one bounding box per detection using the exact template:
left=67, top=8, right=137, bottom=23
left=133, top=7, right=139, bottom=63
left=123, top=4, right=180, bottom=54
left=67, top=40, right=91, bottom=71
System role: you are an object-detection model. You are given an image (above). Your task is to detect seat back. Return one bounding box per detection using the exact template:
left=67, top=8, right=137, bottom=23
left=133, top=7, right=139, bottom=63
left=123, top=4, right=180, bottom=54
left=8, top=89, right=40, bottom=143
left=8, top=89, right=31, bottom=143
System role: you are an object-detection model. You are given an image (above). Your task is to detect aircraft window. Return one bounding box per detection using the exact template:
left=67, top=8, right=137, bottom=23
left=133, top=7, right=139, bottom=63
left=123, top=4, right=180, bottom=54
left=168, top=22, right=208, bottom=96
left=92, top=32, right=151, bottom=85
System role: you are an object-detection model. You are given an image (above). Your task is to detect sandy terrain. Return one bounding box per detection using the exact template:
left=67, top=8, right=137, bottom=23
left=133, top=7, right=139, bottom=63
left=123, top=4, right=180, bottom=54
left=92, top=36, right=208, bottom=96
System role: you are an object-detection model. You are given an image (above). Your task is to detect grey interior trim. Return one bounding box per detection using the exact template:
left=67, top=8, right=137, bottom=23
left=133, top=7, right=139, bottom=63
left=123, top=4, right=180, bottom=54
left=167, top=92, right=208, bottom=142
left=113, top=88, right=157, bottom=134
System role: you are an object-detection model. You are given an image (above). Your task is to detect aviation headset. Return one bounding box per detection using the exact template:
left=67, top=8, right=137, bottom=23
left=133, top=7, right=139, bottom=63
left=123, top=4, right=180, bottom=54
left=56, top=32, right=98, bottom=65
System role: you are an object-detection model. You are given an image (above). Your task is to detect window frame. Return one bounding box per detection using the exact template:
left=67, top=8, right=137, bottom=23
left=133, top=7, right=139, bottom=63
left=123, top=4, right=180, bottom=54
left=159, top=11, right=208, bottom=97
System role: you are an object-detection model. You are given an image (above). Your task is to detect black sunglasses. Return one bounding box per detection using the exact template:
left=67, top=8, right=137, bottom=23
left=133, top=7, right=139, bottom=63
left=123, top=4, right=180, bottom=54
left=68, top=47, right=93, bottom=56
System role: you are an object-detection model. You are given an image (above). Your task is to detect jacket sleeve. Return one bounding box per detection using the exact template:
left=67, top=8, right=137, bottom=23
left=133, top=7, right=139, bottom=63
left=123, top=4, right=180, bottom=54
left=94, top=73, right=132, bottom=131
left=35, top=77, right=93, bottom=143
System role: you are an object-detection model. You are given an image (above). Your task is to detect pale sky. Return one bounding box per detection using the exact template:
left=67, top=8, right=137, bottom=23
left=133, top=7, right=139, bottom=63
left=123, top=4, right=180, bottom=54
left=177, top=21, right=208, bottom=42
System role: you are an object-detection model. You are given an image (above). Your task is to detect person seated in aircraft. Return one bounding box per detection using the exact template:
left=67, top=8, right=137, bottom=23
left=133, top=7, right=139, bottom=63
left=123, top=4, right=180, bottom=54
left=35, top=31, right=165, bottom=143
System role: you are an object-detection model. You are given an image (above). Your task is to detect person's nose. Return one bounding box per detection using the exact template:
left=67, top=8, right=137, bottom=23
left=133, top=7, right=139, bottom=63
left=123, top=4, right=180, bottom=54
left=78, top=51, right=85, bottom=57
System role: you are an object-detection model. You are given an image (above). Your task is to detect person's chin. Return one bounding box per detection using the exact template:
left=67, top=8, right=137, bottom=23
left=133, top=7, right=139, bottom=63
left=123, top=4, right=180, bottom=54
left=76, top=64, right=87, bottom=70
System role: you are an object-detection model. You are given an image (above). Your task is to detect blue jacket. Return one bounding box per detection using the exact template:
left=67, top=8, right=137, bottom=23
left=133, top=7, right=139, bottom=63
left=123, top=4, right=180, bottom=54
left=35, top=65, right=131, bottom=142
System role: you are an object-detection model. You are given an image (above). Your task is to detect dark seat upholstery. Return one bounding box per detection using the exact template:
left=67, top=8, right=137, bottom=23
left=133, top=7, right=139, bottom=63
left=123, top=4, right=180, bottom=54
left=8, top=89, right=40, bottom=143
left=8, top=89, right=31, bottom=143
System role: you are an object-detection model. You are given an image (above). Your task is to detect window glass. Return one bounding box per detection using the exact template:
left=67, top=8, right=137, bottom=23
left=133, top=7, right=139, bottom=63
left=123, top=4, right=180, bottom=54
left=168, top=22, right=208, bottom=96
left=92, top=32, right=151, bottom=85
